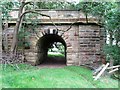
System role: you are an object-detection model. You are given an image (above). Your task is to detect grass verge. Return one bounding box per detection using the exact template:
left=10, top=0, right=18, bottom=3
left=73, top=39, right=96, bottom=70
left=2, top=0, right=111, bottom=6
left=1, top=64, right=119, bottom=88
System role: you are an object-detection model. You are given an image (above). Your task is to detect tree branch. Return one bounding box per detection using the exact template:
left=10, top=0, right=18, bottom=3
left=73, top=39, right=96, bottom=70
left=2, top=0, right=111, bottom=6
left=60, top=21, right=78, bottom=36
left=11, top=10, right=59, bottom=53
left=11, top=1, right=33, bottom=53
left=21, top=10, right=59, bottom=30
left=11, top=8, right=78, bottom=53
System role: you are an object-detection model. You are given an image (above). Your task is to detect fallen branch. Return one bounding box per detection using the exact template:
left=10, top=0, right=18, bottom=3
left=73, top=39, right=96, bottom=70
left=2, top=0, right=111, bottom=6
left=109, top=68, right=119, bottom=74
left=94, top=63, right=109, bottom=81
left=93, top=64, right=105, bottom=76
left=107, top=65, right=120, bottom=70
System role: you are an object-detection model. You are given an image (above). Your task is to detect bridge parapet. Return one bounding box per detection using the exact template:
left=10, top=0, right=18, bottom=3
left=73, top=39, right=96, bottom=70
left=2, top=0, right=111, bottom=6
left=8, top=9, right=98, bottom=24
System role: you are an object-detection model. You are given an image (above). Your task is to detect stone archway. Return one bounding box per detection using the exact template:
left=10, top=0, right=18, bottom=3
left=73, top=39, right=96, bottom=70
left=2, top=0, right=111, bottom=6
left=24, top=26, right=80, bottom=66
left=6, top=10, right=102, bottom=67
left=35, top=34, right=67, bottom=65
left=24, top=24, right=101, bottom=66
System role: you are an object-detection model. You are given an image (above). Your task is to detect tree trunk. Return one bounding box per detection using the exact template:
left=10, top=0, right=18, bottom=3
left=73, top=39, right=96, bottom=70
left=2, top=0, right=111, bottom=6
left=85, top=12, right=88, bottom=23
left=10, top=1, right=46, bottom=54
left=0, top=11, right=2, bottom=61
left=3, top=20, right=8, bottom=52
left=115, top=30, right=120, bottom=46
left=109, top=31, right=113, bottom=46
left=11, top=1, right=71, bottom=54
left=11, top=1, right=26, bottom=54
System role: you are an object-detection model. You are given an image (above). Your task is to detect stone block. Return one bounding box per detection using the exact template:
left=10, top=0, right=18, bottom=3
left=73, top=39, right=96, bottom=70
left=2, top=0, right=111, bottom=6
left=66, top=47, right=73, bottom=53
left=25, top=56, right=35, bottom=61
left=67, top=63, right=73, bottom=66
left=67, top=60, right=74, bottom=64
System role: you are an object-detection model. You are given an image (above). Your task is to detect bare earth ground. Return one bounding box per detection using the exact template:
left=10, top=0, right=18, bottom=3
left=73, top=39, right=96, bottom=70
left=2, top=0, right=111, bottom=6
left=36, top=57, right=66, bottom=68
left=27, top=56, right=66, bottom=69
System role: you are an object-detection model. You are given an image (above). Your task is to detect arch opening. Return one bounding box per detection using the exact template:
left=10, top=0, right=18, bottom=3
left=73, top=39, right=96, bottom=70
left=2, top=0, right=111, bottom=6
left=35, top=34, right=67, bottom=66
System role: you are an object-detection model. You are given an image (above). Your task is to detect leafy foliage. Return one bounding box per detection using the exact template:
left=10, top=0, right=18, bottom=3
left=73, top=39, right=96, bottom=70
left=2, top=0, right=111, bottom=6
left=103, top=45, right=120, bottom=65
left=0, top=0, right=19, bottom=20
left=17, top=26, right=31, bottom=48
left=76, top=2, right=120, bottom=65
left=36, top=1, right=76, bottom=10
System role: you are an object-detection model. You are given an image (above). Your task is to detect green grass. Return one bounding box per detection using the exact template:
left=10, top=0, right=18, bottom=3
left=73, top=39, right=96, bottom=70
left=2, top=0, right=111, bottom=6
left=1, top=64, right=119, bottom=88
left=48, top=52, right=65, bottom=57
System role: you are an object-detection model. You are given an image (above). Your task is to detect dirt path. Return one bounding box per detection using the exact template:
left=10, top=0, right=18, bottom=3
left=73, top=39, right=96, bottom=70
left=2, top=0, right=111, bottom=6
left=36, top=56, right=66, bottom=69
left=1, top=52, right=66, bottom=69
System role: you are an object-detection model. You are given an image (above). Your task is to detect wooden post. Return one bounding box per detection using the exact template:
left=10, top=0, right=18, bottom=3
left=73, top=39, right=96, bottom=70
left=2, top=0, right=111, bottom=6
left=93, top=64, right=105, bottom=76
left=107, top=65, right=120, bottom=70
left=109, top=68, right=119, bottom=74
left=94, top=63, right=109, bottom=80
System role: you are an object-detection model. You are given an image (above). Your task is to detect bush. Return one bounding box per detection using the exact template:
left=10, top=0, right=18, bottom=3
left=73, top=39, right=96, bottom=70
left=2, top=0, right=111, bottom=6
left=103, top=44, right=120, bottom=65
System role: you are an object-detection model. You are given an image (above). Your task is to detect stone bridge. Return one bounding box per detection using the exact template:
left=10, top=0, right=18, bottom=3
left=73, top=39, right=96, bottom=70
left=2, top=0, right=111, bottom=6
left=4, top=10, right=105, bottom=66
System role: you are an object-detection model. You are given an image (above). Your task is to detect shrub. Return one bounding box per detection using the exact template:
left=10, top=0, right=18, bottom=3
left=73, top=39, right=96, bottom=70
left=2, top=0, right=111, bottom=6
left=103, top=44, right=120, bottom=65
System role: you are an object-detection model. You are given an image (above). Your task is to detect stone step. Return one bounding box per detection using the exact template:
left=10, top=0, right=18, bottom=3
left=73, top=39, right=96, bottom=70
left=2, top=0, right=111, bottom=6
left=24, top=53, right=37, bottom=56
left=67, top=60, right=74, bottom=64
left=27, top=59, right=36, bottom=63
left=27, top=60, right=36, bottom=65
left=67, top=63, right=73, bottom=66
left=25, top=56, right=36, bottom=60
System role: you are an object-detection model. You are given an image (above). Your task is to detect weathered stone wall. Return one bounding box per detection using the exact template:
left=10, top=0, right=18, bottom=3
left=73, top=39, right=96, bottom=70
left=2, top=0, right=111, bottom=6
left=79, top=25, right=101, bottom=65
left=3, top=10, right=102, bottom=66
left=23, top=25, right=80, bottom=65
left=4, top=24, right=101, bottom=66
left=23, top=24, right=101, bottom=66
